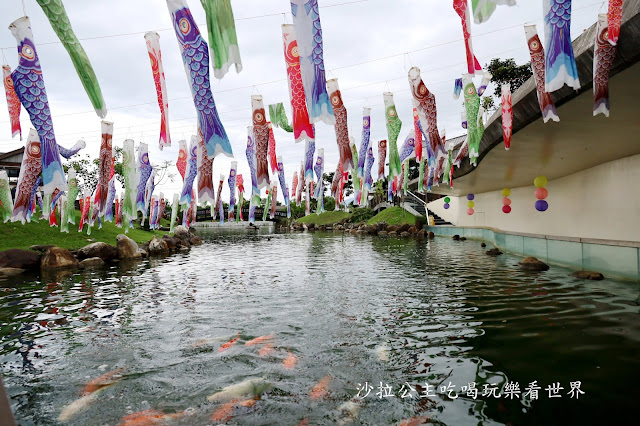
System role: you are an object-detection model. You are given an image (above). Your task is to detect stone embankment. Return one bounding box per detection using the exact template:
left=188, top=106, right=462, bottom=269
left=0, top=226, right=202, bottom=278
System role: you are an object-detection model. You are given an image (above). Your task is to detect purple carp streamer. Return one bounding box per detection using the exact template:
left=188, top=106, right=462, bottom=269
left=246, top=127, right=260, bottom=223
left=180, top=137, right=198, bottom=206
left=0, top=171, right=13, bottom=222
left=98, top=121, right=113, bottom=217
left=2, top=65, right=21, bottom=139
left=252, top=95, right=270, bottom=189
left=9, top=17, right=66, bottom=195
left=282, top=25, right=315, bottom=143
left=135, top=142, right=153, bottom=219
left=362, top=145, right=374, bottom=204
left=167, top=0, right=232, bottom=158
left=313, top=148, right=324, bottom=214
left=544, top=0, right=580, bottom=92
left=149, top=196, right=159, bottom=229
left=290, top=0, right=335, bottom=126
left=144, top=169, right=157, bottom=225
left=11, top=130, right=41, bottom=224
left=377, top=139, right=387, bottom=181
left=144, top=31, right=171, bottom=150
left=472, top=0, right=517, bottom=24
left=593, top=14, right=617, bottom=117
left=277, top=156, right=291, bottom=218
left=357, top=107, right=371, bottom=185
left=327, top=79, right=354, bottom=173
left=304, top=139, right=316, bottom=184
left=477, top=71, right=492, bottom=96
left=525, top=25, right=560, bottom=123
left=228, top=161, right=237, bottom=221
left=157, top=194, right=166, bottom=227
left=197, top=132, right=215, bottom=206
left=105, top=160, right=116, bottom=222
left=57, top=139, right=86, bottom=159
left=453, top=78, right=463, bottom=99
left=400, top=131, right=416, bottom=163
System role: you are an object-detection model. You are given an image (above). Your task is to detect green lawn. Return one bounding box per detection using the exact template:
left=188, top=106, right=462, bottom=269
left=296, top=210, right=352, bottom=226
left=366, top=206, right=420, bottom=226
left=0, top=210, right=167, bottom=251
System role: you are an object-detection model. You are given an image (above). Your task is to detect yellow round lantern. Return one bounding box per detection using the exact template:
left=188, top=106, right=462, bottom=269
left=467, top=201, right=475, bottom=208
left=501, top=188, right=511, bottom=197
left=534, top=176, right=548, bottom=188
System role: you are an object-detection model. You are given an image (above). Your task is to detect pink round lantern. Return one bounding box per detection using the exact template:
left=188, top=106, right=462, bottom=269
left=502, top=197, right=512, bottom=206
left=535, top=187, right=548, bottom=200
left=467, top=208, right=474, bottom=216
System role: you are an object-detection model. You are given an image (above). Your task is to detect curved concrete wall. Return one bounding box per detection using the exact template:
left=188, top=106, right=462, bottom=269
left=428, top=154, right=640, bottom=243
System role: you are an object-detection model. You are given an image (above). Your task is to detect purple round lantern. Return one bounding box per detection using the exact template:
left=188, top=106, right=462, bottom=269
left=444, top=203, right=450, bottom=209
left=535, top=200, right=548, bottom=212
left=467, top=193, right=475, bottom=201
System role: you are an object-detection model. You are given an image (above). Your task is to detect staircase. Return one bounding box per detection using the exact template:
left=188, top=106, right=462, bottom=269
left=430, top=211, right=451, bottom=225
left=405, top=190, right=452, bottom=225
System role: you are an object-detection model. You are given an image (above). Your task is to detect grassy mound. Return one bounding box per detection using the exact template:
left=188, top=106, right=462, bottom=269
left=366, top=207, right=420, bottom=226
left=0, top=210, right=166, bottom=251
left=296, top=210, right=352, bottom=226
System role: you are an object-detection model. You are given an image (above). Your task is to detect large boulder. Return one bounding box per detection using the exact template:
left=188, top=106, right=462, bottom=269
left=571, top=270, right=605, bottom=280
left=0, top=249, right=41, bottom=270
left=400, top=231, right=410, bottom=237
left=174, top=225, right=190, bottom=241
left=428, top=232, right=435, bottom=239
left=387, top=225, right=398, bottom=233
left=378, top=231, right=388, bottom=237
left=398, top=224, right=411, bottom=233
left=190, top=235, right=203, bottom=245
left=40, top=247, right=78, bottom=270
left=78, top=257, right=106, bottom=269
left=452, top=234, right=460, bottom=241
left=417, top=229, right=426, bottom=238
left=388, top=231, right=398, bottom=237
left=407, top=226, right=417, bottom=234
left=148, top=237, right=169, bottom=255
left=486, top=248, right=503, bottom=256
left=365, top=225, right=377, bottom=235
left=377, top=221, right=388, bottom=232
left=518, top=257, right=549, bottom=271
left=116, top=235, right=142, bottom=259
left=77, top=242, right=117, bottom=261
left=29, top=244, right=55, bottom=253
left=162, top=234, right=179, bottom=250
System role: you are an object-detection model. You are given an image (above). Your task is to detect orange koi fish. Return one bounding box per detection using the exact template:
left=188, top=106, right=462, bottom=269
left=211, top=399, right=256, bottom=423
left=283, top=351, right=298, bottom=369
left=258, top=344, right=275, bottom=357
left=398, top=416, right=431, bottom=426
left=310, top=375, right=331, bottom=400
left=82, top=367, right=124, bottom=396
left=244, top=334, right=274, bottom=346
left=219, top=333, right=241, bottom=353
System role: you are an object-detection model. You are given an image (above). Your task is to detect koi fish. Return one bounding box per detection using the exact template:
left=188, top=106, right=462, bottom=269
left=398, top=416, right=431, bottom=426
left=219, top=332, right=240, bottom=352
left=283, top=351, right=298, bottom=369
left=207, top=378, right=273, bottom=402
left=310, top=375, right=331, bottom=400
left=211, top=398, right=256, bottom=423
left=245, top=334, right=275, bottom=346
left=258, top=344, right=275, bottom=358
left=120, top=409, right=189, bottom=426
left=59, top=368, right=124, bottom=422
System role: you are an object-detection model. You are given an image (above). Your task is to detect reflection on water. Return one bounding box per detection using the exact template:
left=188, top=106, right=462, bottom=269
left=1, top=231, right=639, bottom=425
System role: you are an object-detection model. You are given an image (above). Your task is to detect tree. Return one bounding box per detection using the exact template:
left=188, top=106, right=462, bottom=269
left=485, top=58, right=533, bottom=99
left=63, top=154, right=98, bottom=194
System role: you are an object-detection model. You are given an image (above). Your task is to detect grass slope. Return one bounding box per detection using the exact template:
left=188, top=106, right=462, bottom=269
left=0, top=210, right=166, bottom=251
left=296, top=211, right=352, bottom=226
left=367, top=206, right=419, bottom=226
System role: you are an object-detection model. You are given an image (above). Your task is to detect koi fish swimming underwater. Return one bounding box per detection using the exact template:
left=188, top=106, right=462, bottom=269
left=58, top=367, right=124, bottom=422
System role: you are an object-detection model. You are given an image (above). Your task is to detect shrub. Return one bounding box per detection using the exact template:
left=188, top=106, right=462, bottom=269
left=349, top=207, right=376, bottom=223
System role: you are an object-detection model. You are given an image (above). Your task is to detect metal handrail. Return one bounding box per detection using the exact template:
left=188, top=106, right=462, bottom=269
left=406, top=190, right=430, bottom=221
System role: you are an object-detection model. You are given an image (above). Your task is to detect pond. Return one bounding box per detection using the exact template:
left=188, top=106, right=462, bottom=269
left=1, top=231, right=638, bottom=425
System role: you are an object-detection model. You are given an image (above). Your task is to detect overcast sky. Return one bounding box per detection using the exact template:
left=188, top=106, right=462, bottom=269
left=0, top=0, right=604, bottom=202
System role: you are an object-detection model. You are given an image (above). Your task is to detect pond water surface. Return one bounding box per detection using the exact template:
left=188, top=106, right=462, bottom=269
left=1, top=231, right=639, bottom=425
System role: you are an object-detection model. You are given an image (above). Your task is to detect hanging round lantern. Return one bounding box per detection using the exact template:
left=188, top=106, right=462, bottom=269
left=535, top=200, right=548, bottom=212
left=467, top=193, right=475, bottom=201
left=467, top=201, right=475, bottom=208
left=535, top=187, right=548, bottom=200
left=502, top=188, right=512, bottom=213
left=501, top=188, right=511, bottom=197
left=467, top=208, right=474, bottom=215
left=502, top=197, right=511, bottom=206
left=444, top=203, right=450, bottom=209
left=444, top=196, right=451, bottom=203
left=533, top=176, right=549, bottom=211
left=534, top=175, right=548, bottom=188
left=502, top=205, right=512, bottom=214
